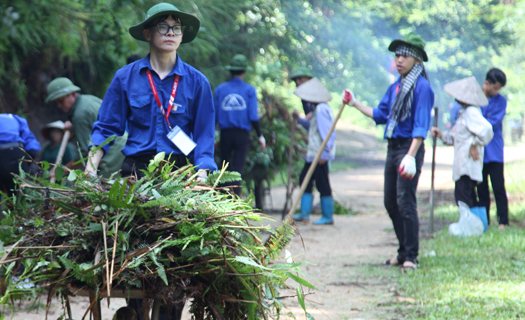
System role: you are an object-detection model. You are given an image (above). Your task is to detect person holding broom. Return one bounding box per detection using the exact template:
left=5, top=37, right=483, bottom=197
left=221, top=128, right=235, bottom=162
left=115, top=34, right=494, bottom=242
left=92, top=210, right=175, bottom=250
left=343, top=32, right=434, bottom=271
left=84, top=2, right=217, bottom=319
left=431, top=76, right=494, bottom=236
left=292, top=78, right=336, bottom=225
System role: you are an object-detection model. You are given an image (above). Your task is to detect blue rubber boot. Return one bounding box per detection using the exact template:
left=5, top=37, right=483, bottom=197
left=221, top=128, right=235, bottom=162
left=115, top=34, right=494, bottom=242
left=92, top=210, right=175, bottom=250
left=293, top=193, right=313, bottom=222
left=471, top=207, right=488, bottom=232
left=313, top=196, right=334, bottom=225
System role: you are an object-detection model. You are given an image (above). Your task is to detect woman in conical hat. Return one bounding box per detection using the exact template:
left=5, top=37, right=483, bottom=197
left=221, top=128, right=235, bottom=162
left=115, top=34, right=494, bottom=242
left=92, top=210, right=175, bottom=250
left=292, top=78, right=337, bottom=225
left=342, top=32, right=434, bottom=271
left=431, top=76, right=494, bottom=235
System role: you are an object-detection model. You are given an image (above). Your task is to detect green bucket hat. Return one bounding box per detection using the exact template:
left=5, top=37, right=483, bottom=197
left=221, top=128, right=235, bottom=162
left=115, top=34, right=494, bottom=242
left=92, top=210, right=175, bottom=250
left=225, top=54, right=253, bottom=71
left=129, top=3, right=200, bottom=44
left=388, top=32, right=428, bottom=62
left=45, top=78, right=81, bottom=103
left=290, top=66, right=313, bottom=80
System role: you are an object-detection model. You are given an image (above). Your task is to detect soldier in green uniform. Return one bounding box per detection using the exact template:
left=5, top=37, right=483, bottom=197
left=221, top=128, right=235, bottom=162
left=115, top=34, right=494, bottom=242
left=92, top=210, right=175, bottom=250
left=45, top=77, right=127, bottom=178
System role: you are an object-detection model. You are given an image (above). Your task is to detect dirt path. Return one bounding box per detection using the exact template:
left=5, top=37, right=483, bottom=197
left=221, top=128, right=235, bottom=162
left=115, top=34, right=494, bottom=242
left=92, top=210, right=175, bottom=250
left=5, top=122, right=525, bottom=320
left=266, top=122, right=525, bottom=319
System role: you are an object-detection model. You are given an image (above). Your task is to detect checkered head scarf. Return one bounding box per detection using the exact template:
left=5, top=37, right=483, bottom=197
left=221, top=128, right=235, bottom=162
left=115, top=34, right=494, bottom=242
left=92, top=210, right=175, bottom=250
left=390, top=44, right=429, bottom=123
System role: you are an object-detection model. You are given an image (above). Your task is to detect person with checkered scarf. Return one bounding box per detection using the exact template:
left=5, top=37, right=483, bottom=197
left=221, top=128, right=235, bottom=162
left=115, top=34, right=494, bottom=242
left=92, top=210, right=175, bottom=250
left=342, top=32, right=434, bottom=271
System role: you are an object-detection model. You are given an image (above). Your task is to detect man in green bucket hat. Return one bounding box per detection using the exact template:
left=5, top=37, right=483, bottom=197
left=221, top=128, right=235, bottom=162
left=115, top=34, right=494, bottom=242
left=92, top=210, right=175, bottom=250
left=215, top=54, right=264, bottom=195
left=84, top=4, right=216, bottom=318
left=343, top=32, right=434, bottom=271
left=45, top=77, right=127, bottom=178
left=85, top=2, right=216, bottom=179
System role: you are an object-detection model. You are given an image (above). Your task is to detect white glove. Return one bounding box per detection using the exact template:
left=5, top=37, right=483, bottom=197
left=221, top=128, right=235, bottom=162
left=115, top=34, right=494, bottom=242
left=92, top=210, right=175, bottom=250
left=399, top=155, right=416, bottom=180
left=258, top=135, right=266, bottom=151
left=197, top=170, right=207, bottom=184
left=342, top=89, right=356, bottom=106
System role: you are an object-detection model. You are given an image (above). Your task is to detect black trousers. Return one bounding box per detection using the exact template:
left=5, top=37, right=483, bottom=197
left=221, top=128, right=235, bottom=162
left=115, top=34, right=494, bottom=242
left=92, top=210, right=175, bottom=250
left=220, top=128, right=251, bottom=195
left=384, top=138, right=424, bottom=263
left=476, top=162, right=508, bottom=225
left=0, top=147, right=37, bottom=197
left=122, top=153, right=187, bottom=320
left=121, top=154, right=191, bottom=179
left=455, top=175, right=479, bottom=208
left=299, top=161, right=332, bottom=196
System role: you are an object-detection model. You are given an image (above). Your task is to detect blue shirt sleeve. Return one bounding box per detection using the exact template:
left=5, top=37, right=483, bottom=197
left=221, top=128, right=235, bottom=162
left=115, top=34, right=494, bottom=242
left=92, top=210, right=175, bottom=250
left=191, top=77, right=218, bottom=171
left=373, top=85, right=394, bottom=125
left=411, top=81, right=434, bottom=139
left=14, top=115, right=40, bottom=152
left=214, top=87, right=220, bottom=125
left=484, top=96, right=506, bottom=127
left=91, top=73, right=128, bottom=154
left=316, top=104, right=335, bottom=160
left=248, top=86, right=259, bottom=122
left=297, top=117, right=310, bottom=130
left=450, top=102, right=461, bottom=126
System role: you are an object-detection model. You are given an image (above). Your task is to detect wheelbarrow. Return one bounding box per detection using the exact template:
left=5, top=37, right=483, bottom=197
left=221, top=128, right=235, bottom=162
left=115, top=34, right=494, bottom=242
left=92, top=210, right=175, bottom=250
left=68, top=285, right=171, bottom=320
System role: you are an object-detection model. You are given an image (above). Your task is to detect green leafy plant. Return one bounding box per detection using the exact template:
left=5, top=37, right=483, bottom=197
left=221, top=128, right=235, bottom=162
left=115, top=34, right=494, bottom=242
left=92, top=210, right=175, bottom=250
left=0, top=155, right=314, bottom=319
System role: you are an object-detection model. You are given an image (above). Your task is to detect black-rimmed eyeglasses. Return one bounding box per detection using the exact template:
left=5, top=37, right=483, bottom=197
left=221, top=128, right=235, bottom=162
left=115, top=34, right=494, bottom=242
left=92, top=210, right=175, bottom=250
left=156, top=24, right=184, bottom=35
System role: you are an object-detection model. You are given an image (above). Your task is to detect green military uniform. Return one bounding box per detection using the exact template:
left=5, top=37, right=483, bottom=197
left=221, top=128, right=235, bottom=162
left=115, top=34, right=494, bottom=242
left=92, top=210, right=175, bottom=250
left=67, top=94, right=127, bottom=177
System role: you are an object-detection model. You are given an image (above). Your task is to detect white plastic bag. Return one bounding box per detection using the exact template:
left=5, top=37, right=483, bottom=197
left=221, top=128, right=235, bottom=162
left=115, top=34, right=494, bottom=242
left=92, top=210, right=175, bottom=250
left=449, top=201, right=484, bottom=237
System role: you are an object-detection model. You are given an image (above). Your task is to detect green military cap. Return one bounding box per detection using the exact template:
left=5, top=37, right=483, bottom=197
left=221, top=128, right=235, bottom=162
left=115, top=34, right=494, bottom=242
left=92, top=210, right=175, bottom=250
left=225, top=54, right=253, bottom=71
left=129, top=2, right=200, bottom=44
left=45, top=78, right=81, bottom=103
left=388, top=32, right=429, bottom=62
left=290, top=66, right=313, bottom=80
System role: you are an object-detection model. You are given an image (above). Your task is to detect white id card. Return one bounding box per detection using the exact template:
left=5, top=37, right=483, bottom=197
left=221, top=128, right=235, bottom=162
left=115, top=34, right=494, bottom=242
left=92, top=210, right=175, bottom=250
left=167, top=126, right=196, bottom=156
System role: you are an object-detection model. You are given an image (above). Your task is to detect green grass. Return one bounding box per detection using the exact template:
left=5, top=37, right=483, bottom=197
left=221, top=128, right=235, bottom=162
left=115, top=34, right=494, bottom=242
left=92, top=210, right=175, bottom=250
left=396, top=228, right=525, bottom=319
left=351, top=226, right=525, bottom=319
left=398, top=162, right=525, bottom=318
left=354, top=160, right=525, bottom=319
left=504, top=161, right=525, bottom=194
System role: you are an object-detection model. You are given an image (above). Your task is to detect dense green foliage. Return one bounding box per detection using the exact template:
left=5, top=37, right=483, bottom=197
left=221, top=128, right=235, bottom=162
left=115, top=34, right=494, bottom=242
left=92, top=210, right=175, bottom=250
left=0, top=0, right=521, bottom=126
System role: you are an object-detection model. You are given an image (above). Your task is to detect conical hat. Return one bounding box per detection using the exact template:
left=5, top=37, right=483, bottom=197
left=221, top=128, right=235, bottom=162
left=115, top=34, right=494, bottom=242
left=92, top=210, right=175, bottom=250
left=444, top=76, right=489, bottom=106
left=293, top=77, right=332, bottom=103
left=41, top=121, right=65, bottom=140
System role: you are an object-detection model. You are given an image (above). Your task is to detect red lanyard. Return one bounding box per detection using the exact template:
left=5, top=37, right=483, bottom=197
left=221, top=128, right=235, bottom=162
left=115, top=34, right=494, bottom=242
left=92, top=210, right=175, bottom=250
left=146, top=70, right=180, bottom=130
left=395, top=84, right=400, bottom=95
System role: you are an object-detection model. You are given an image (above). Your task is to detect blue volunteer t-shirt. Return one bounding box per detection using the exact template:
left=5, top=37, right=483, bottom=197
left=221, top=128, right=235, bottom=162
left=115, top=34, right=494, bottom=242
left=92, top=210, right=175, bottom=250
left=90, top=54, right=217, bottom=171
left=481, top=93, right=506, bottom=163
left=373, top=75, right=434, bottom=139
left=0, top=114, right=41, bottom=152
left=214, top=77, right=259, bottom=131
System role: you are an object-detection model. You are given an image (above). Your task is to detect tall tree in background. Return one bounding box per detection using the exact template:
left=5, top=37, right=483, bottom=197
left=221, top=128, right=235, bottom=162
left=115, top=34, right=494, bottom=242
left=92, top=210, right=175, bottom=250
left=0, top=0, right=517, bottom=130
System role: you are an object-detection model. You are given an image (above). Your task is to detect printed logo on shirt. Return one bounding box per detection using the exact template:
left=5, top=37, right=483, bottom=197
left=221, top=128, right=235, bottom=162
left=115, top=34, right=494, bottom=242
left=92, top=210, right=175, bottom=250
left=221, top=94, right=246, bottom=111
